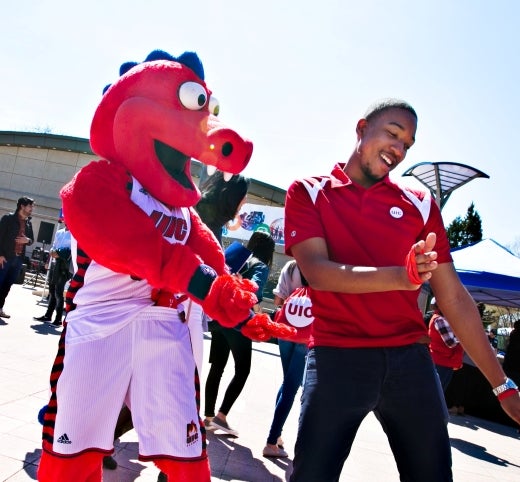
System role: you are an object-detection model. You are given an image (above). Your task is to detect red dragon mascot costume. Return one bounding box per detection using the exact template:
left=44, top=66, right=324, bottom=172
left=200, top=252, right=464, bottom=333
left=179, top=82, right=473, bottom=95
left=37, top=49, right=294, bottom=482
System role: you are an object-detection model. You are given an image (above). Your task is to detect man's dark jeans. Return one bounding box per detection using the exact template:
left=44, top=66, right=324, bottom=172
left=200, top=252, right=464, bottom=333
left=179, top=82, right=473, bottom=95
left=290, top=344, right=452, bottom=482
left=0, top=255, right=23, bottom=308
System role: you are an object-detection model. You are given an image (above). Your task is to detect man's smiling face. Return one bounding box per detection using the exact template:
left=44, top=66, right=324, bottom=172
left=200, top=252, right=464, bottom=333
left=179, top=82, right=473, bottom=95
left=353, top=107, right=417, bottom=187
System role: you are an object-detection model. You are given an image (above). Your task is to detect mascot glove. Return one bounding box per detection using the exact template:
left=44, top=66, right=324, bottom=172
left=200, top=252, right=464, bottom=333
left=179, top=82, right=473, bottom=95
left=240, top=313, right=297, bottom=342
left=202, top=274, right=259, bottom=327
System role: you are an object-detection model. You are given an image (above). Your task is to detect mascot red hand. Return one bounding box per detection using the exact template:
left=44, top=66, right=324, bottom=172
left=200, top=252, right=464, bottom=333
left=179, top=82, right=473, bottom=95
left=189, top=271, right=296, bottom=340
left=240, top=313, right=297, bottom=342
left=201, top=274, right=258, bottom=325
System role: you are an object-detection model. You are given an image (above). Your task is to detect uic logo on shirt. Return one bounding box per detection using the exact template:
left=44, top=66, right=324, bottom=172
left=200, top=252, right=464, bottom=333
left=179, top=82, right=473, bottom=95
left=150, top=210, right=189, bottom=242
left=389, top=206, right=404, bottom=219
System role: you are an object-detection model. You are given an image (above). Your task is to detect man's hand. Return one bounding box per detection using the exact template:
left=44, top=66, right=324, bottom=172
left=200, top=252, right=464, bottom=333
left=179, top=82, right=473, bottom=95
left=15, top=236, right=30, bottom=245
left=405, top=232, right=438, bottom=288
left=0, top=256, right=5, bottom=268
left=499, top=392, right=520, bottom=426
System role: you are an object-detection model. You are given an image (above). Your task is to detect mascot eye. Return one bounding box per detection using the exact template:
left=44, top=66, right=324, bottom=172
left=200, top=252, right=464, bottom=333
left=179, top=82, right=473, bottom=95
left=178, top=82, right=208, bottom=110
left=208, top=96, right=220, bottom=116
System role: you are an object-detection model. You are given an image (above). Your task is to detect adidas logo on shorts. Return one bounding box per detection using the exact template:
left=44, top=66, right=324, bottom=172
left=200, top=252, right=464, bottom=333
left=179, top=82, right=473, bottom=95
left=57, top=433, right=72, bottom=444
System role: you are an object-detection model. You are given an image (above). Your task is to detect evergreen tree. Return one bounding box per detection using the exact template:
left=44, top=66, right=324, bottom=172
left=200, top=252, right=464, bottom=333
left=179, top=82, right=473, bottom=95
left=446, top=202, right=483, bottom=248
left=446, top=216, right=465, bottom=249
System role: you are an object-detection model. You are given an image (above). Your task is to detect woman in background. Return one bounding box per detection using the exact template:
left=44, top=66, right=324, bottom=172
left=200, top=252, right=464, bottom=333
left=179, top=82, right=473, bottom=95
left=191, top=172, right=250, bottom=376
left=263, top=259, right=308, bottom=458
left=204, top=231, right=276, bottom=437
left=196, top=172, right=249, bottom=244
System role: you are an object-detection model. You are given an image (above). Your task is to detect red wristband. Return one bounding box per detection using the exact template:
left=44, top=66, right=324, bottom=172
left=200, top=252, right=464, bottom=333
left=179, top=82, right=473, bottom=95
left=405, top=247, right=423, bottom=285
left=497, top=388, right=519, bottom=401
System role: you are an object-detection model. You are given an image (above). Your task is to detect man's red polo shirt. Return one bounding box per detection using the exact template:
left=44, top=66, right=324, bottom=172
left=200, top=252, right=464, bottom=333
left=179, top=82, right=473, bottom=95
left=284, top=163, right=452, bottom=348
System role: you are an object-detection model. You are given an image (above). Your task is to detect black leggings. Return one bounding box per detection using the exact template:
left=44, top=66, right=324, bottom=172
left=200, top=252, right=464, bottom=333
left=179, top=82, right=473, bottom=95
left=45, top=269, right=69, bottom=321
left=204, top=325, right=252, bottom=417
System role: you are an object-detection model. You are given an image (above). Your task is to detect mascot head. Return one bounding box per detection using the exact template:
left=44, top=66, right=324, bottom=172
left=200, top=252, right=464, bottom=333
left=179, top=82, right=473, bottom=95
left=90, top=49, right=253, bottom=207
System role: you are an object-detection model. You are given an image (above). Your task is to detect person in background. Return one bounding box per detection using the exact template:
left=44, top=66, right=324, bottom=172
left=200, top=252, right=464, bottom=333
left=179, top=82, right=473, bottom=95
left=503, top=319, right=520, bottom=387
left=447, top=352, right=477, bottom=416
left=487, top=327, right=499, bottom=353
left=263, top=259, right=307, bottom=458
left=428, top=297, right=464, bottom=392
left=196, top=171, right=249, bottom=244
left=204, top=231, right=275, bottom=437
left=33, top=221, right=72, bottom=326
left=196, top=171, right=252, bottom=434
left=446, top=302, right=485, bottom=416
left=194, top=171, right=250, bottom=374
left=0, top=196, right=34, bottom=319
left=284, top=98, right=520, bottom=481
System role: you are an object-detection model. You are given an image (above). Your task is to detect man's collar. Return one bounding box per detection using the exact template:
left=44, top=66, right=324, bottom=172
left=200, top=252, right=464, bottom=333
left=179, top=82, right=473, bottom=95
left=330, top=163, right=352, bottom=188
left=331, top=163, right=396, bottom=190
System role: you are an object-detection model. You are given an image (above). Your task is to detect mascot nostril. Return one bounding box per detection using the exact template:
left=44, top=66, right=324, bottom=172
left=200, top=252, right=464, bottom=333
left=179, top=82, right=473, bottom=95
left=36, top=48, right=295, bottom=482
left=222, top=142, right=233, bottom=157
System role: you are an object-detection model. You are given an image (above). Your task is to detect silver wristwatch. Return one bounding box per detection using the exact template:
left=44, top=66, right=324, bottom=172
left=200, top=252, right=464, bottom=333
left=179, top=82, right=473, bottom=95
left=492, top=377, right=518, bottom=397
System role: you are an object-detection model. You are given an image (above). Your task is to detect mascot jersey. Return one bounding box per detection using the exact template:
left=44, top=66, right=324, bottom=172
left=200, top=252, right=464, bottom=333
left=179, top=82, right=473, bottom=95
left=66, top=177, right=191, bottom=344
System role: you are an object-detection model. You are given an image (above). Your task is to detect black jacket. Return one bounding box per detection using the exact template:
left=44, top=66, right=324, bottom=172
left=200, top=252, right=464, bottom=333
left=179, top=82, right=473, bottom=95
left=0, top=212, right=34, bottom=259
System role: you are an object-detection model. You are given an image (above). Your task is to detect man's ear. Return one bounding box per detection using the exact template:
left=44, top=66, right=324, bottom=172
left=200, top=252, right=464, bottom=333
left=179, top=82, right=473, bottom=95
left=356, top=118, right=368, bottom=138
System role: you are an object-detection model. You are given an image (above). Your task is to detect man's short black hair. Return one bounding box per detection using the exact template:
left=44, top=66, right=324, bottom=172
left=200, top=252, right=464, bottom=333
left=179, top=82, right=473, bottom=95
left=364, top=98, right=417, bottom=123
left=16, top=196, right=35, bottom=211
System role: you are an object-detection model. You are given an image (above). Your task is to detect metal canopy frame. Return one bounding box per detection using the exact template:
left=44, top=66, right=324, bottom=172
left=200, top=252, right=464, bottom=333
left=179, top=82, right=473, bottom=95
left=402, top=161, right=489, bottom=210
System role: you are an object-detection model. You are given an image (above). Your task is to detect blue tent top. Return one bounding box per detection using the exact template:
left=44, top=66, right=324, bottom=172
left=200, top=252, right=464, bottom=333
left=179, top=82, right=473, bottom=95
left=451, top=239, right=520, bottom=308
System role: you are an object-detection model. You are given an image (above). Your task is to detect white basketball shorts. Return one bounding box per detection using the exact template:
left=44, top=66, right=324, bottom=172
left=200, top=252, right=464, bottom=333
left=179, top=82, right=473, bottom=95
left=50, top=306, right=203, bottom=460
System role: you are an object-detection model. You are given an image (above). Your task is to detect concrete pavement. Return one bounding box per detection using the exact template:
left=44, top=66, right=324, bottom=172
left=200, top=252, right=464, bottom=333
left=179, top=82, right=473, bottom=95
left=1, top=283, right=519, bottom=481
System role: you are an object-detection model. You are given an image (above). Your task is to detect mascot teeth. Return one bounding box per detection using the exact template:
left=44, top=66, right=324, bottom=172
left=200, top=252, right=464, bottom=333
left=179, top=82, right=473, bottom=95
left=223, top=172, right=233, bottom=181
left=206, top=165, right=217, bottom=175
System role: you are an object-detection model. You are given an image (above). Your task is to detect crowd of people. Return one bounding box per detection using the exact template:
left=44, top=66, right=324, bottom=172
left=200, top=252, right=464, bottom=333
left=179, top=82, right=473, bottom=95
left=2, top=100, right=520, bottom=482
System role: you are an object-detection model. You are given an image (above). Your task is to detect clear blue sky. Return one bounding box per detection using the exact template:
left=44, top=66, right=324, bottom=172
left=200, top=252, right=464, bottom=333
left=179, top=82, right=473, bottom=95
left=1, top=0, right=518, bottom=248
